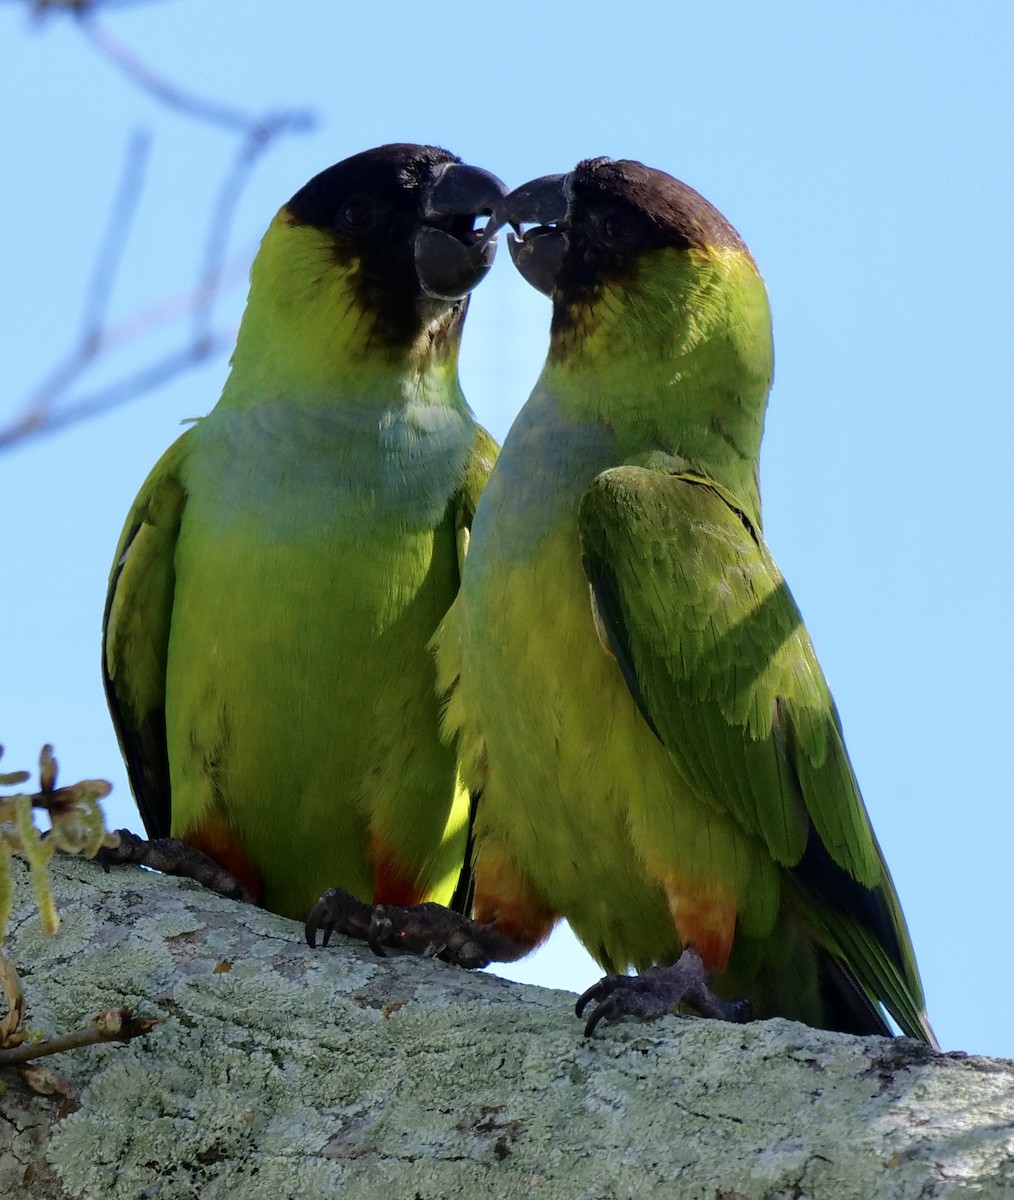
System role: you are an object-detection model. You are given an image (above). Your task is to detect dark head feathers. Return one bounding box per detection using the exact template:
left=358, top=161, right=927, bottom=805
left=281, top=144, right=465, bottom=352
left=286, top=144, right=461, bottom=232
left=569, top=157, right=749, bottom=257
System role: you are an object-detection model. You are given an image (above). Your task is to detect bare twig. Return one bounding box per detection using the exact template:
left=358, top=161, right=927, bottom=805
left=0, top=1007, right=157, bottom=1066
left=2, top=129, right=151, bottom=447
left=19, top=1, right=172, bottom=14
left=98, top=246, right=256, bottom=345
left=0, top=336, right=233, bottom=449
left=0, top=131, right=202, bottom=450
left=80, top=128, right=150, bottom=347
left=80, top=14, right=313, bottom=135
left=0, top=239, right=253, bottom=451
left=191, top=113, right=310, bottom=347
left=1, top=3, right=316, bottom=451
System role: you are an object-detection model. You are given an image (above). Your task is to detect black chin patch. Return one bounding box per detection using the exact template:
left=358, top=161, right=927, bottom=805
left=285, top=144, right=462, bottom=352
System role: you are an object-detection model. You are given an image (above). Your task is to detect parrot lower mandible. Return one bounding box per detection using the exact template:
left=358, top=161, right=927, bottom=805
left=103, top=144, right=504, bottom=921
left=310, top=156, right=936, bottom=1045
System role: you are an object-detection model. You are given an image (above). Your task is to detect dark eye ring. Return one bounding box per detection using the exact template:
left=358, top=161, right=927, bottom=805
left=335, top=194, right=377, bottom=234
left=593, top=208, right=634, bottom=250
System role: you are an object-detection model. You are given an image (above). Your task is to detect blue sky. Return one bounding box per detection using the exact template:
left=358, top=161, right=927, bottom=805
left=2, top=1, right=1012, bottom=1056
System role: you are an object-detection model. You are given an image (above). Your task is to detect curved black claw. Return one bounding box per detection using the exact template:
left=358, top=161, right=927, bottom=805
left=304, top=892, right=476, bottom=960
left=575, top=947, right=752, bottom=1037
left=95, top=827, right=147, bottom=873
left=306, top=891, right=525, bottom=969
left=97, top=828, right=253, bottom=903
left=366, top=902, right=523, bottom=968
left=305, top=887, right=376, bottom=948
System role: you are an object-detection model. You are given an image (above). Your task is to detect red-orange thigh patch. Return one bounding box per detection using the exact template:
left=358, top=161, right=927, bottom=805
left=663, top=874, right=738, bottom=973
left=185, top=815, right=263, bottom=904
left=368, top=833, right=427, bottom=907
left=472, top=849, right=558, bottom=954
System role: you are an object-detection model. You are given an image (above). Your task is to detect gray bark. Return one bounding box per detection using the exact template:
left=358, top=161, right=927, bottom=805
left=2, top=855, right=1012, bottom=1199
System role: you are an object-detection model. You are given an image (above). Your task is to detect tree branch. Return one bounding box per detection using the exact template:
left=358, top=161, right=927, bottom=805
left=1, top=2, right=316, bottom=451
left=79, top=13, right=311, bottom=135
left=2, top=854, right=1009, bottom=1200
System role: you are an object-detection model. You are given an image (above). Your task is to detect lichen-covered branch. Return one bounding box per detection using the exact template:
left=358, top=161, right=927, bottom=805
left=2, top=854, right=1012, bottom=1199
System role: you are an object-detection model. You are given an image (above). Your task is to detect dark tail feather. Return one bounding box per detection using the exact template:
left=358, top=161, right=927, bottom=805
left=448, top=788, right=480, bottom=916
left=817, top=949, right=892, bottom=1037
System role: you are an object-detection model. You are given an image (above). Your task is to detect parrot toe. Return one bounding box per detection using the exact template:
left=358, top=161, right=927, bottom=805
left=368, top=902, right=506, bottom=967
left=97, top=828, right=254, bottom=903
left=575, top=947, right=752, bottom=1037
left=306, top=889, right=525, bottom=969
left=304, top=887, right=377, bottom=948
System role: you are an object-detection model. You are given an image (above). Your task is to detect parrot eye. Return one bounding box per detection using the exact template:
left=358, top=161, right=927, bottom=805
left=335, top=194, right=380, bottom=235
left=592, top=207, right=638, bottom=251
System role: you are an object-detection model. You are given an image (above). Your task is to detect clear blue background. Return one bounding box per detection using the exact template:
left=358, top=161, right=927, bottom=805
left=2, top=1, right=1011, bottom=1057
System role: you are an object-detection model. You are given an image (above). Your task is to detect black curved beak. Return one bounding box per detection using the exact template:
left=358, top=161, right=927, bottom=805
left=414, top=163, right=509, bottom=301
left=497, top=173, right=572, bottom=297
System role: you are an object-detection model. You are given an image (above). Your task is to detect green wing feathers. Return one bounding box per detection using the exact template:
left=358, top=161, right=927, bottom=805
left=102, top=432, right=190, bottom=840
left=578, top=465, right=934, bottom=1042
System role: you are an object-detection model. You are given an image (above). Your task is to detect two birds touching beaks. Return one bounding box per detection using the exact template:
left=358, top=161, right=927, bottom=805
left=102, top=143, right=936, bottom=1046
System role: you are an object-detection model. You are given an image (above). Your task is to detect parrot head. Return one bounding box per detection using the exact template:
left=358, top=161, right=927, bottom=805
left=495, top=157, right=772, bottom=379
left=244, top=144, right=507, bottom=373
left=493, top=158, right=774, bottom=503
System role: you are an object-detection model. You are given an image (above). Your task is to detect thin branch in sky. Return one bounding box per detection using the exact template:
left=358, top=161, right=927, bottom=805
left=16, top=1, right=173, bottom=14
left=74, top=13, right=314, bottom=348
left=0, top=5, right=316, bottom=452
left=79, top=14, right=315, bottom=136
left=79, top=127, right=150, bottom=349
left=96, top=246, right=256, bottom=350
left=0, top=336, right=234, bottom=451
left=7, top=240, right=254, bottom=440
left=0, top=130, right=153, bottom=447
left=0, top=223, right=255, bottom=450
left=190, top=114, right=307, bottom=349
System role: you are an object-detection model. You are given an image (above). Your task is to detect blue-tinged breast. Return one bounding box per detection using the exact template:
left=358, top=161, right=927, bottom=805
left=184, top=397, right=475, bottom=543
left=466, top=387, right=618, bottom=572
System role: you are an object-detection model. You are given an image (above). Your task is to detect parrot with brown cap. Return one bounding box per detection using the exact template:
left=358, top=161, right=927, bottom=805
left=311, top=156, right=936, bottom=1044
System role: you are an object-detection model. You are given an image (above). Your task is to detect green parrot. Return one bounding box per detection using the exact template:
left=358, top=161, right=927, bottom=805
left=103, top=143, right=504, bottom=921
left=313, top=156, right=935, bottom=1043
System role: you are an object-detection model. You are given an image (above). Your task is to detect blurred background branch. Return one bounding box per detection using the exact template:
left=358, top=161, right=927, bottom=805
left=0, top=0, right=315, bottom=452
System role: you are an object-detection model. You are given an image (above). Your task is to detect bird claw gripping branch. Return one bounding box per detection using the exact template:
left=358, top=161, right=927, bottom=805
left=99, top=829, right=254, bottom=903
left=305, top=887, right=521, bottom=969
left=575, top=947, right=752, bottom=1037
